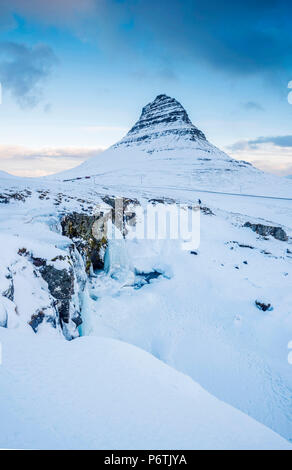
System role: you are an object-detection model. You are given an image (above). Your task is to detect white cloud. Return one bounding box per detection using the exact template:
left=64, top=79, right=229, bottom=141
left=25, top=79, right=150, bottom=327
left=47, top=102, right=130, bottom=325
left=226, top=141, right=292, bottom=176
left=0, top=144, right=104, bottom=177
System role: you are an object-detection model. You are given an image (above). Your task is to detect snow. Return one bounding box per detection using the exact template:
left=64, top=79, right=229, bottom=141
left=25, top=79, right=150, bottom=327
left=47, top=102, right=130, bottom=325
left=0, top=327, right=290, bottom=450
left=85, top=220, right=292, bottom=441
left=0, top=94, right=292, bottom=449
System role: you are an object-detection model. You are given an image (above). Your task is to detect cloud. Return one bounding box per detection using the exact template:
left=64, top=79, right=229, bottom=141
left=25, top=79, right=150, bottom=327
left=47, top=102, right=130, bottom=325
left=5, top=0, right=97, bottom=29
left=0, top=145, right=104, bottom=176
left=4, top=1, right=292, bottom=78
left=242, top=101, right=264, bottom=112
left=227, top=135, right=292, bottom=176
left=0, top=41, right=57, bottom=107
left=229, top=135, right=292, bottom=151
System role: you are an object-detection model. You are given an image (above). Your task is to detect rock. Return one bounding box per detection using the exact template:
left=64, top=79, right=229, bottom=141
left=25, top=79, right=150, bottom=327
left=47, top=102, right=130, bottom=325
left=17, top=246, right=84, bottom=339
left=61, top=212, right=108, bottom=273
left=148, top=197, right=176, bottom=205
left=244, top=222, right=288, bottom=241
left=29, top=310, right=46, bottom=332
left=255, top=300, right=273, bottom=312
left=2, top=270, right=14, bottom=301
left=133, top=270, right=163, bottom=289
left=40, top=264, right=74, bottom=324
left=200, top=206, right=214, bottom=216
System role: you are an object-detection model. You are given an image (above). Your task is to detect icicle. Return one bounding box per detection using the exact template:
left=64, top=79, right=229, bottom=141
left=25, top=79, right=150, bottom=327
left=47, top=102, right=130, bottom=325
left=104, top=221, right=134, bottom=285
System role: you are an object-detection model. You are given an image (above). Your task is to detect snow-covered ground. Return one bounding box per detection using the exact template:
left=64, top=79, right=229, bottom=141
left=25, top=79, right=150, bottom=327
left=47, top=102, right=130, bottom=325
left=0, top=94, right=292, bottom=449
left=0, top=328, right=291, bottom=450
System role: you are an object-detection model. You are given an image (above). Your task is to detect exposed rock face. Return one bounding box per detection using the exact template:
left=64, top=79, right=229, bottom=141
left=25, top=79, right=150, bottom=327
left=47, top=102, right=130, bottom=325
left=16, top=247, right=84, bottom=339
left=61, top=212, right=108, bottom=274
left=114, top=94, right=206, bottom=150
left=40, top=264, right=75, bottom=324
left=244, top=222, right=288, bottom=241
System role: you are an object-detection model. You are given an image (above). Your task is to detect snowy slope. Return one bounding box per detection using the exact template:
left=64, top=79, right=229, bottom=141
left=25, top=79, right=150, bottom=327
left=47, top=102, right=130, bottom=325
left=0, top=328, right=290, bottom=450
left=0, top=94, right=292, bottom=449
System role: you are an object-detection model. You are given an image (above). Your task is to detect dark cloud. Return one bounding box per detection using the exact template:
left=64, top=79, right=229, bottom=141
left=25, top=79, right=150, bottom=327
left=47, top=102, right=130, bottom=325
left=0, top=41, right=57, bottom=108
left=229, top=135, right=292, bottom=151
left=2, top=1, right=292, bottom=79
left=90, top=0, right=292, bottom=78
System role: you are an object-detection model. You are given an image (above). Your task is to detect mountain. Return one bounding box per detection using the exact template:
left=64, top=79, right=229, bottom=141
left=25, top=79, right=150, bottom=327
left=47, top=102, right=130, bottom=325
left=113, top=93, right=207, bottom=150
left=0, top=170, right=18, bottom=179
left=0, top=94, right=292, bottom=449
left=55, top=94, right=292, bottom=198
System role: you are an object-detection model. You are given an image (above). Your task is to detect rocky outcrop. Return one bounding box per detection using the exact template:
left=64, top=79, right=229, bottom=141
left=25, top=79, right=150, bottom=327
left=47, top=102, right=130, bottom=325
left=61, top=197, right=141, bottom=271
left=114, top=94, right=206, bottom=150
left=61, top=212, right=109, bottom=274
left=16, top=247, right=85, bottom=340
left=244, top=222, right=288, bottom=241
left=0, top=189, right=31, bottom=204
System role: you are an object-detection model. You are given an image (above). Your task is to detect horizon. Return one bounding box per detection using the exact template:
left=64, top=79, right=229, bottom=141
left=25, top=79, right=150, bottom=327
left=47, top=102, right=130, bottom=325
left=0, top=1, right=292, bottom=177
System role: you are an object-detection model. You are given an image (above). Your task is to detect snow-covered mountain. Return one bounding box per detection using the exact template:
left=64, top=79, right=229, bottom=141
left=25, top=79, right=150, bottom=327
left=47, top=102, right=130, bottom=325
left=56, top=94, right=292, bottom=198
left=0, top=94, right=292, bottom=449
left=113, top=93, right=207, bottom=149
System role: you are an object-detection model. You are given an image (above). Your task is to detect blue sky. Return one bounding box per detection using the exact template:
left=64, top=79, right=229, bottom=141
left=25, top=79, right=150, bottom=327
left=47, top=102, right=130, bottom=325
left=0, top=0, right=292, bottom=176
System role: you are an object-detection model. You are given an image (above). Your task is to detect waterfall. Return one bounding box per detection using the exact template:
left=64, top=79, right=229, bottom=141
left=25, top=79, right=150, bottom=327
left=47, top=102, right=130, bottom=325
left=104, top=221, right=134, bottom=284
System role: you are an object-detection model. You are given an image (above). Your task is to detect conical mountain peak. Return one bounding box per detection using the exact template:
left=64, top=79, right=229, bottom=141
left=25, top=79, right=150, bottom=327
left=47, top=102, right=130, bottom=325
left=114, top=94, right=206, bottom=151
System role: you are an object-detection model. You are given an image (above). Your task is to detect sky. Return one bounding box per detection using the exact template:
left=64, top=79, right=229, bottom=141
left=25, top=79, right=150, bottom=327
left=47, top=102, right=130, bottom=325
left=0, top=0, right=292, bottom=177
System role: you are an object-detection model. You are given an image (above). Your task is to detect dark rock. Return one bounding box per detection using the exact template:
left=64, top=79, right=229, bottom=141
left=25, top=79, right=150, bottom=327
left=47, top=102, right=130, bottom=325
left=32, top=257, right=46, bottom=267
left=18, top=247, right=29, bottom=256
left=255, top=300, right=273, bottom=312
left=61, top=212, right=108, bottom=273
left=3, top=270, right=14, bottom=301
left=40, top=265, right=74, bottom=300
left=29, top=310, right=45, bottom=332
left=72, top=315, right=83, bottom=327
left=200, top=206, right=214, bottom=216
left=244, top=222, right=288, bottom=241
left=148, top=197, right=176, bottom=205
left=38, top=264, right=75, bottom=325
left=133, top=270, right=163, bottom=289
